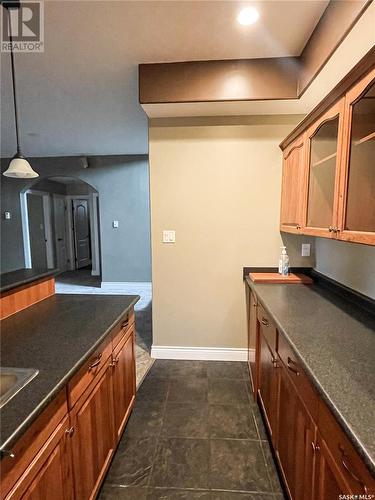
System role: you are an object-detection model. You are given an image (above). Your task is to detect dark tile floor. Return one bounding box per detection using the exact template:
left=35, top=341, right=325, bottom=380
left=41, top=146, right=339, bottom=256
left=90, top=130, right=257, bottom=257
left=99, top=360, right=286, bottom=500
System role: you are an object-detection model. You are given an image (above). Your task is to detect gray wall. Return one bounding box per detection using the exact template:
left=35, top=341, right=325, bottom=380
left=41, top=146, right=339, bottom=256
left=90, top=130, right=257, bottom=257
left=1, top=155, right=151, bottom=282
left=314, top=238, right=375, bottom=300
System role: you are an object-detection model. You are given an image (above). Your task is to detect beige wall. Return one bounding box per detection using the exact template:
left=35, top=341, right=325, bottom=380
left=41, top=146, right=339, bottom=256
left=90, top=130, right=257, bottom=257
left=315, top=238, right=375, bottom=300
left=149, top=115, right=315, bottom=350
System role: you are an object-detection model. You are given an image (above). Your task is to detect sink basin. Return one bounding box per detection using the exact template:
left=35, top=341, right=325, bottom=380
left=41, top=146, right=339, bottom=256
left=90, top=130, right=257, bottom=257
left=0, top=368, right=39, bottom=408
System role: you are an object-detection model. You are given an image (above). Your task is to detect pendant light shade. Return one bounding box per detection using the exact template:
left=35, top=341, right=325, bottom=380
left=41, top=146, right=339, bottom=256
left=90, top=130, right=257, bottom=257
left=2, top=3, right=39, bottom=179
left=3, top=154, right=39, bottom=178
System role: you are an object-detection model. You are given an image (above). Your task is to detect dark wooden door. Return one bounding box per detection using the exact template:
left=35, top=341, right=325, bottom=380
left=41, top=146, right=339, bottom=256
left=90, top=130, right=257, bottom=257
left=72, top=199, right=91, bottom=269
left=27, top=193, right=48, bottom=269
left=313, top=434, right=349, bottom=500
left=71, top=365, right=114, bottom=500
left=112, top=329, right=136, bottom=442
left=6, top=416, right=74, bottom=500
left=257, top=331, right=279, bottom=445
left=277, top=365, right=316, bottom=500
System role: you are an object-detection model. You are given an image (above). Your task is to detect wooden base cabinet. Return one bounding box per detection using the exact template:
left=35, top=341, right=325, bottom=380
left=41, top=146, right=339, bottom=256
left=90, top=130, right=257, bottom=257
left=5, top=415, right=74, bottom=500
left=254, top=302, right=375, bottom=500
left=277, top=365, right=316, bottom=500
left=112, top=328, right=136, bottom=441
left=1, top=309, right=137, bottom=500
left=70, top=362, right=115, bottom=500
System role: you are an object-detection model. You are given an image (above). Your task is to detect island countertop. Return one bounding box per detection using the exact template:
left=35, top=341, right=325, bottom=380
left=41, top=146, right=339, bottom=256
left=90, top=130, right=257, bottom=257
left=0, top=293, right=139, bottom=453
left=245, top=276, right=375, bottom=475
left=0, top=268, right=58, bottom=294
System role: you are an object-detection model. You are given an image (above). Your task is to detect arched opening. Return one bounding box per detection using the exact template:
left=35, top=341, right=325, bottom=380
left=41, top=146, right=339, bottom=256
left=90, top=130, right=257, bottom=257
left=20, top=176, right=101, bottom=284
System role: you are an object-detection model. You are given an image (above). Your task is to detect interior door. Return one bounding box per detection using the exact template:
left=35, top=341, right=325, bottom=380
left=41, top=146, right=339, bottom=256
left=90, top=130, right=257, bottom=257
left=53, top=196, right=68, bottom=272
left=27, top=193, right=48, bottom=269
left=72, top=199, right=91, bottom=269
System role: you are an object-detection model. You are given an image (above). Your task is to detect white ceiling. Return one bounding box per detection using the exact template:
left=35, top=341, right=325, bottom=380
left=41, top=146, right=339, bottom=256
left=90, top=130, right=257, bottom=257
left=0, top=0, right=330, bottom=157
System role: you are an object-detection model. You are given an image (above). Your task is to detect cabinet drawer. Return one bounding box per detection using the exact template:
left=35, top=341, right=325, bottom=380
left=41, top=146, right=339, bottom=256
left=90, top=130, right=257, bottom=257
left=68, top=338, right=112, bottom=408
left=112, top=309, right=135, bottom=349
left=257, top=303, right=277, bottom=353
left=277, top=332, right=318, bottom=421
left=318, top=401, right=375, bottom=494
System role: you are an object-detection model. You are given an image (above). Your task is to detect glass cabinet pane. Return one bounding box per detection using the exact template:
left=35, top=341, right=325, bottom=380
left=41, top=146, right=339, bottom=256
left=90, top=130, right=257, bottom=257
left=307, top=116, right=339, bottom=228
left=345, top=81, right=375, bottom=232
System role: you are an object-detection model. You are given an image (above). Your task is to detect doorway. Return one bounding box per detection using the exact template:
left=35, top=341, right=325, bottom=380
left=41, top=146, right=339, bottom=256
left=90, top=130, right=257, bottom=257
left=20, top=177, right=101, bottom=281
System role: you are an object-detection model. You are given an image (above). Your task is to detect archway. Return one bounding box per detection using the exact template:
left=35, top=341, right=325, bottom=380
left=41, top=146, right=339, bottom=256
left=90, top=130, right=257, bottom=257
left=20, top=176, right=101, bottom=281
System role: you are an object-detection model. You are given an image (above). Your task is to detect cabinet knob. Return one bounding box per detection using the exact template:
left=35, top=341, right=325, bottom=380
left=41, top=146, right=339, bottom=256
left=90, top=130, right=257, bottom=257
left=65, top=427, right=74, bottom=437
left=296, top=224, right=301, bottom=230
left=1, top=449, right=15, bottom=459
left=311, top=442, right=320, bottom=453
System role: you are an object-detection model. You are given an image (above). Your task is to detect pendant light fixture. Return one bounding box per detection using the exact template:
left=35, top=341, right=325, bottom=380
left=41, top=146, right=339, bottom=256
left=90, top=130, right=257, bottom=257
left=3, top=2, right=39, bottom=179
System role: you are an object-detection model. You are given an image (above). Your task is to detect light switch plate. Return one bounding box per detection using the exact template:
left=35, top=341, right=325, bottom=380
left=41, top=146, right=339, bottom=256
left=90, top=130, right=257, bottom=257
left=4, top=211, right=11, bottom=220
left=113, top=220, right=119, bottom=228
left=301, top=243, right=311, bottom=257
left=163, top=230, right=175, bottom=243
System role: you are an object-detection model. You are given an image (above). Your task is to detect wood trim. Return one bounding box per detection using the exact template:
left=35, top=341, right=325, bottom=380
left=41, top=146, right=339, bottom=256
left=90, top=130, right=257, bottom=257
left=0, top=278, right=55, bottom=320
left=280, top=48, right=375, bottom=150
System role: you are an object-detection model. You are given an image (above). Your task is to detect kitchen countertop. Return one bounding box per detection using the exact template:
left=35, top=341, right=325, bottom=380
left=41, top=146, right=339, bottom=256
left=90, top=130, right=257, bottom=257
left=0, top=293, right=139, bottom=453
left=245, top=276, right=375, bottom=474
left=0, top=268, right=58, bottom=294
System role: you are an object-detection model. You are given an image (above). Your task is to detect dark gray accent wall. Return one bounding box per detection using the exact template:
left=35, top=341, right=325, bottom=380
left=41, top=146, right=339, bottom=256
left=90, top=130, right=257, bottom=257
left=0, top=155, right=151, bottom=282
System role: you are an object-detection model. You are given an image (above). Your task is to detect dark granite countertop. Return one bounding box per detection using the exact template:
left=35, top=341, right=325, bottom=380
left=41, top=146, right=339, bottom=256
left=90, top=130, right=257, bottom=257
left=0, top=268, right=58, bottom=293
left=245, top=276, right=375, bottom=474
left=0, top=294, right=139, bottom=453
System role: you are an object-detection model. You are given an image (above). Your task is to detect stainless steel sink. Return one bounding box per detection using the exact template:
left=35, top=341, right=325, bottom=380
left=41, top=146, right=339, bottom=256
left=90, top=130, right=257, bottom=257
left=0, top=368, right=39, bottom=408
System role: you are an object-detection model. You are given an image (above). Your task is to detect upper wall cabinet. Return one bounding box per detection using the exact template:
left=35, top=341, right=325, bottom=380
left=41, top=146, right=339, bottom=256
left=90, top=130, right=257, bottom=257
left=337, top=68, right=375, bottom=245
left=280, top=137, right=305, bottom=233
left=303, top=99, right=345, bottom=238
left=280, top=66, right=375, bottom=246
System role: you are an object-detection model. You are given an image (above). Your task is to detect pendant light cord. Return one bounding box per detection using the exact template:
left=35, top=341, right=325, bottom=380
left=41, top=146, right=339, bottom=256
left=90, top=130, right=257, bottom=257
left=7, top=6, right=21, bottom=155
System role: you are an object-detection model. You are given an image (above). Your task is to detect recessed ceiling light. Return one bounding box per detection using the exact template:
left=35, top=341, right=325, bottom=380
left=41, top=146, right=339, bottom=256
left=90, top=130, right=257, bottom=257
left=237, top=7, right=259, bottom=26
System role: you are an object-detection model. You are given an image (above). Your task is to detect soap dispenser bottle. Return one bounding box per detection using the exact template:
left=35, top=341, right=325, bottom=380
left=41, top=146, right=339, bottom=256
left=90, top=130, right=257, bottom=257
left=278, top=246, right=289, bottom=276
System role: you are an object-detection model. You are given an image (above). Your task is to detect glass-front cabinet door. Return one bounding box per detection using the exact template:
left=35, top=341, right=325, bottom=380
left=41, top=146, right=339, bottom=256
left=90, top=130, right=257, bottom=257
left=302, top=99, right=345, bottom=237
left=337, top=68, right=375, bottom=245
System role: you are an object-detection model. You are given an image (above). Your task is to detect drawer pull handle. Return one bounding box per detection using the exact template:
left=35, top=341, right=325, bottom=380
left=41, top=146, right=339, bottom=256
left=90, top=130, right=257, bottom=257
left=339, top=444, right=368, bottom=494
left=1, top=449, right=15, bottom=459
left=88, top=353, right=102, bottom=371
left=287, top=357, right=300, bottom=376
left=261, top=318, right=269, bottom=327
left=121, top=319, right=129, bottom=329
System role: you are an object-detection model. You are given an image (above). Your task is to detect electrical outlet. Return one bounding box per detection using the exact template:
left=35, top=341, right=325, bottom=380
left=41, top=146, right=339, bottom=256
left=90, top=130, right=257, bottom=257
left=163, top=230, right=175, bottom=243
left=112, top=220, right=119, bottom=228
left=301, top=243, right=311, bottom=257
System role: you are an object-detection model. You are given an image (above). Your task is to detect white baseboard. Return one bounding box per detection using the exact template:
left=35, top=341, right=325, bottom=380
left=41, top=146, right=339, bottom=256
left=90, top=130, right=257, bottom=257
left=151, top=345, right=254, bottom=362
left=101, top=281, right=152, bottom=290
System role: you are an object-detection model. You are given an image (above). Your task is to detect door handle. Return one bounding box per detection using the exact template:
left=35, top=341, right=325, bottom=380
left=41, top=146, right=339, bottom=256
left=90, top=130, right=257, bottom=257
left=58, top=238, right=63, bottom=241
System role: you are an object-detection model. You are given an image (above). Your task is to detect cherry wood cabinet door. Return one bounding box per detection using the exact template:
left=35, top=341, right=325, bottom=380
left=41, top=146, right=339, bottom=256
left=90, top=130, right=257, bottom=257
left=70, top=364, right=114, bottom=500
left=313, top=434, right=350, bottom=500
left=302, top=98, right=345, bottom=238
left=337, top=67, right=375, bottom=245
left=280, top=136, right=306, bottom=233
left=276, top=365, right=316, bottom=500
left=112, top=328, right=136, bottom=442
left=6, top=416, right=74, bottom=500
left=257, top=331, right=279, bottom=446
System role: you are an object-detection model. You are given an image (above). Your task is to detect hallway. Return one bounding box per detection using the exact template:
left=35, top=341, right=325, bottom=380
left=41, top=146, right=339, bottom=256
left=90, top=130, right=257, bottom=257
left=99, top=360, right=285, bottom=499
